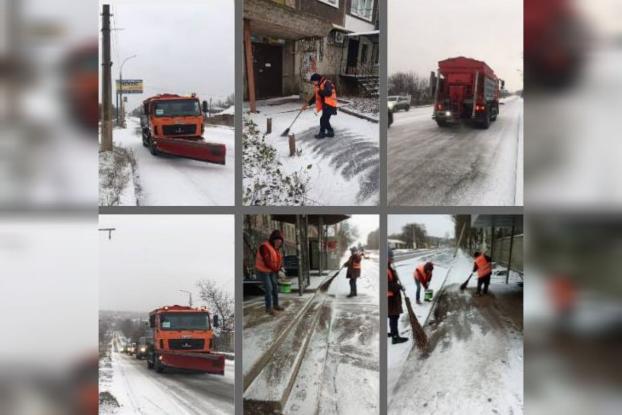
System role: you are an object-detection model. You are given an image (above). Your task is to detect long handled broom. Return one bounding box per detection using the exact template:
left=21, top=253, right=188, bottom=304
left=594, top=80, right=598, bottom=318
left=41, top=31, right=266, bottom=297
left=395, top=273, right=427, bottom=350
left=280, top=106, right=309, bottom=137
left=460, top=272, right=474, bottom=290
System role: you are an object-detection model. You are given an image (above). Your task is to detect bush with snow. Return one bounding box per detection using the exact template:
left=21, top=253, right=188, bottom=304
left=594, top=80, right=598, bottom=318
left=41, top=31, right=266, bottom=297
left=242, top=117, right=311, bottom=206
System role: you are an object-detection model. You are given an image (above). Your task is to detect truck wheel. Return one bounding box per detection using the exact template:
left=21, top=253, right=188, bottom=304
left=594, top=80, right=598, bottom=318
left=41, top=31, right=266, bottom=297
left=154, top=354, right=164, bottom=373
left=142, top=130, right=149, bottom=147
left=405, top=106, right=410, bottom=111
left=481, top=111, right=491, bottom=129
left=148, top=137, right=159, bottom=156
left=147, top=355, right=154, bottom=370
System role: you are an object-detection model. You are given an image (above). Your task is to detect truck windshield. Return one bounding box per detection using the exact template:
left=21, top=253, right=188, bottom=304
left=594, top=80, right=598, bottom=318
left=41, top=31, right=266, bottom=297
left=153, top=100, right=201, bottom=117
left=160, top=313, right=210, bottom=330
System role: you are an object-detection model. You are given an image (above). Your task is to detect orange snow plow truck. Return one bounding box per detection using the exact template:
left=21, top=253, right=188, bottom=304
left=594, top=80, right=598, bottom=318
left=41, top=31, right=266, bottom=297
left=146, top=305, right=225, bottom=375
left=431, top=57, right=505, bottom=129
left=141, top=93, right=226, bottom=164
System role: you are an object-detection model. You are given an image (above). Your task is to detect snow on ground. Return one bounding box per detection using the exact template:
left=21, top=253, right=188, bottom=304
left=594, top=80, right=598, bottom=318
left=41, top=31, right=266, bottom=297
left=99, top=333, right=234, bottom=415
left=104, top=117, right=234, bottom=206
left=217, top=106, right=234, bottom=115
left=244, top=101, right=379, bottom=205
left=285, top=251, right=379, bottom=415
left=388, top=249, right=523, bottom=414
left=388, top=96, right=523, bottom=206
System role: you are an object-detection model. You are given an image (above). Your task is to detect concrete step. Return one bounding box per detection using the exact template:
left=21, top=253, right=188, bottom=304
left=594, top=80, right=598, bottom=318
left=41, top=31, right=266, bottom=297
left=244, top=295, right=325, bottom=414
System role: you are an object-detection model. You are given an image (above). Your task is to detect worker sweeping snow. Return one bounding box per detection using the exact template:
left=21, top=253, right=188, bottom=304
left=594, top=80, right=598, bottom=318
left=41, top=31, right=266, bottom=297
left=473, top=251, right=493, bottom=296
left=343, top=246, right=362, bottom=297
left=413, top=262, right=434, bottom=305
left=302, top=73, right=338, bottom=139
left=255, top=230, right=286, bottom=315
left=387, top=250, right=409, bottom=345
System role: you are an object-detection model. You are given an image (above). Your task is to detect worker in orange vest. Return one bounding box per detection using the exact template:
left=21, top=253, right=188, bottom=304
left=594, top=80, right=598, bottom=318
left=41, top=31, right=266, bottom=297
left=302, top=73, right=338, bottom=139
left=344, top=246, right=362, bottom=297
left=255, top=230, right=285, bottom=316
left=473, top=251, right=493, bottom=295
left=388, top=249, right=408, bottom=344
left=413, top=262, right=434, bottom=305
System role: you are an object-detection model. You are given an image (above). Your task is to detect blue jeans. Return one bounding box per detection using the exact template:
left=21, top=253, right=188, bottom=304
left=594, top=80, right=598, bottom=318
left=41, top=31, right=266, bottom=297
left=258, top=272, right=279, bottom=310
left=415, top=279, right=422, bottom=302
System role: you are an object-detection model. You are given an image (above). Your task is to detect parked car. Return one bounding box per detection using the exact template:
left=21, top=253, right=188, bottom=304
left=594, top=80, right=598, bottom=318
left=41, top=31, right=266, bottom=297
left=388, top=95, right=411, bottom=112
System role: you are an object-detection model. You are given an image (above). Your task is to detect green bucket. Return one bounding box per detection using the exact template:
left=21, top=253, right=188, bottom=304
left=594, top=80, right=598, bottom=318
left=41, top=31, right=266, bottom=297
left=424, top=289, right=434, bottom=302
left=279, top=281, right=292, bottom=294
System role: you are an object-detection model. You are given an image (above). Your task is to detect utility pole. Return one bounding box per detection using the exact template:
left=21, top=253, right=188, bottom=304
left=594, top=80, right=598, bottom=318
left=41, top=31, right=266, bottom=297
left=101, top=4, right=113, bottom=151
left=98, top=227, right=116, bottom=240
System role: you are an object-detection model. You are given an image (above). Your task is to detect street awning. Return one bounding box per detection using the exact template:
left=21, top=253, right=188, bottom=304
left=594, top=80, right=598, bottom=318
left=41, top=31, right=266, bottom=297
left=345, top=30, right=380, bottom=37
left=271, top=214, right=350, bottom=226
left=471, top=215, right=523, bottom=231
left=244, top=0, right=333, bottom=40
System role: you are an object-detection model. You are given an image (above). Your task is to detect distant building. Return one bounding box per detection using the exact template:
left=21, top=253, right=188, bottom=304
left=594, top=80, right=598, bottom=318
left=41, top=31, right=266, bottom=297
left=388, top=238, right=409, bottom=250
left=243, top=0, right=379, bottom=110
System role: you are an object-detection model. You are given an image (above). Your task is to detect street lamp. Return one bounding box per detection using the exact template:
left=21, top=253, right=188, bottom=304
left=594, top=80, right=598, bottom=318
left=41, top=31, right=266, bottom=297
left=179, top=290, right=193, bottom=307
left=117, top=54, right=137, bottom=127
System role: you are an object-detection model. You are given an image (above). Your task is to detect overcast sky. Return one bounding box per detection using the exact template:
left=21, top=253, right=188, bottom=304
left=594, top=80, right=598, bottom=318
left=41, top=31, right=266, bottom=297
left=99, top=215, right=233, bottom=312
left=105, top=0, right=234, bottom=110
left=350, top=215, right=379, bottom=247
left=388, top=215, right=455, bottom=239
left=388, top=0, right=523, bottom=91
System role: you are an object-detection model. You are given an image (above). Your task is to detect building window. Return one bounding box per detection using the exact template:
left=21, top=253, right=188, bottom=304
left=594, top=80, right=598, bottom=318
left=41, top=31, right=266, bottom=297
left=317, top=0, right=339, bottom=9
left=351, top=0, right=374, bottom=21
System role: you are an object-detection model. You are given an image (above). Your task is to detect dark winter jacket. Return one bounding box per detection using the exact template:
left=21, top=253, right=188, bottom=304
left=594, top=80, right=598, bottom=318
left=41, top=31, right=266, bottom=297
left=343, top=253, right=362, bottom=279
left=388, top=264, right=403, bottom=317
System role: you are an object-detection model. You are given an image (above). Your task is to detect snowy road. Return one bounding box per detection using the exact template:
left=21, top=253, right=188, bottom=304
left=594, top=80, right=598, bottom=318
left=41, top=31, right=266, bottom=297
left=111, top=117, right=234, bottom=206
left=388, top=97, right=523, bottom=206
left=388, top=249, right=523, bottom=415
left=100, top=336, right=234, bottom=415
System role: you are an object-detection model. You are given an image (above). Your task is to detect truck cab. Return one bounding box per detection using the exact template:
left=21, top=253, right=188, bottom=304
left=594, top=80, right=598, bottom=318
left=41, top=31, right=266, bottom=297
left=141, top=94, right=207, bottom=147
left=146, top=305, right=224, bottom=375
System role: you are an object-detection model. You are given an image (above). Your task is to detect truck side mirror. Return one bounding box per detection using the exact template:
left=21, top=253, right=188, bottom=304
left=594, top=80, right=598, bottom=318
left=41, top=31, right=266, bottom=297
left=429, top=71, right=436, bottom=94
left=213, top=315, right=220, bottom=328
left=202, top=100, right=208, bottom=113
left=501, top=80, right=505, bottom=89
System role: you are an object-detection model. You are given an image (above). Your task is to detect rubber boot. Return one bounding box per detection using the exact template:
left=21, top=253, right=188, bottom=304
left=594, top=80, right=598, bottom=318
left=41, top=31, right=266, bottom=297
left=314, top=131, right=326, bottom=139
left=392, top=335, right=408, bottom=344
left=266, top=308, right=276, bottom=316
left=326, top=129, right=335, bottom=138
left=273, top=305, right=284, bottom=311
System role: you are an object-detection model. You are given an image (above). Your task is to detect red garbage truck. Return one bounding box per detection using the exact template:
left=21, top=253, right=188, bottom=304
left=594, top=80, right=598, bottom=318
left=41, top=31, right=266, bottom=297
left=431, top=57, right=504, bottom=129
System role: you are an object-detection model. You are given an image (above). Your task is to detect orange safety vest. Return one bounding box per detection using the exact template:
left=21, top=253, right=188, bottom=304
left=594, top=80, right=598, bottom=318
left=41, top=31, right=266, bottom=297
left=314, top=79, right=337, bottom=111
left=387, top=268, right=395, bottom=297
left=475, top=255, right=492, bottom=278
left=414, top=264, right=431, bottom=284
left=255, top=241, right=282, bottom=273
left=352, top=255, right=362, bottom=269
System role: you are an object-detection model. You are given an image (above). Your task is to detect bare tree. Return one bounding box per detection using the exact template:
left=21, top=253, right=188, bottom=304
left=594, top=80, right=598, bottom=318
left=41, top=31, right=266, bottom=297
left=196, top=280, right=234, bottom=333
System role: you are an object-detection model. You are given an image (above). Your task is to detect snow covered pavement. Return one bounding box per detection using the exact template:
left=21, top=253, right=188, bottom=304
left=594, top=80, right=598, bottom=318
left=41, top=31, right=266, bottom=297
left=388, top=249, right=524, bottom=414
left=99, top=336, right=234, bottom=415
left=285, top=252, right=380, bottom=414
left=388, top=96, right=523, bottom=206
left=104, top=117, right=234, bottom=206
left=244, top=101, right=379, bottom=205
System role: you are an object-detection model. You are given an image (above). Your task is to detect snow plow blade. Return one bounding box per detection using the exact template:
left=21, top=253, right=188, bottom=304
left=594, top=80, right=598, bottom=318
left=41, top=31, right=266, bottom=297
left=160, top=351, right=225, bottom=375
left=155, top=138, right=226, bottom=164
